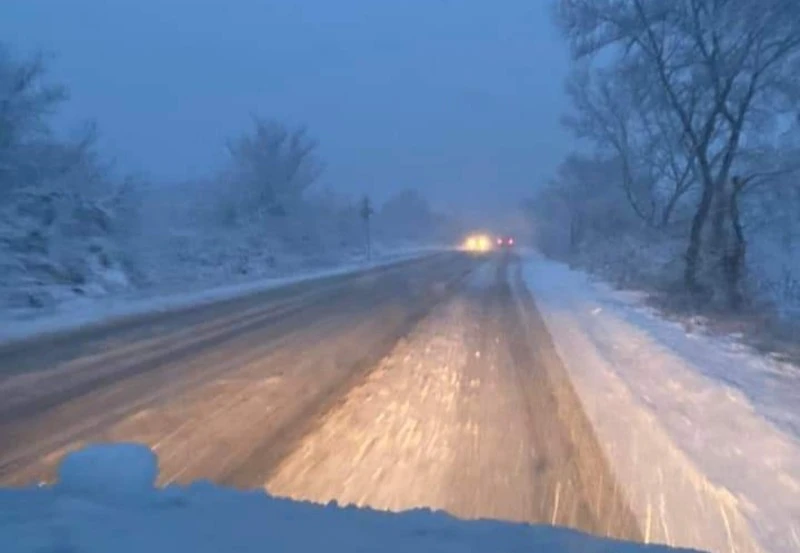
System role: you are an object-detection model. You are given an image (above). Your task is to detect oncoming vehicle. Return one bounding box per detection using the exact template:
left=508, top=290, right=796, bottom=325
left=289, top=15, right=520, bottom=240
left=496, top=236, right=515, bottom=248
left=461, top=233, right=493, bottom=253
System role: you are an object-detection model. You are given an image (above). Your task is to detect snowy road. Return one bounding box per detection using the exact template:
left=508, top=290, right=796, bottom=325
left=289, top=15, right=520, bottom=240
left=0, top=252, right=642, bottom=544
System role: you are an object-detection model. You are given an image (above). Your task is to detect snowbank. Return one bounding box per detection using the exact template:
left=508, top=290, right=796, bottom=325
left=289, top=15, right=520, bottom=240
left=0, top=444, right=699, bottom=553
left=57, top=444, right=159, bottom=504
left=0, top=247, right=441, bottom=346
left=522, top=252, right=800, bottom=553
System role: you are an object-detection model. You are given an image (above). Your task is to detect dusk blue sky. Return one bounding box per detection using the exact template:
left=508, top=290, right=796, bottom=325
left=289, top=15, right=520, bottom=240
left=1, top=0, right=571, bottom=221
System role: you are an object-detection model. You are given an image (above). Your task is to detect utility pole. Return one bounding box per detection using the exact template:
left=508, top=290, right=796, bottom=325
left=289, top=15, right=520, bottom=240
left=360, top=195, right=374, bottom=262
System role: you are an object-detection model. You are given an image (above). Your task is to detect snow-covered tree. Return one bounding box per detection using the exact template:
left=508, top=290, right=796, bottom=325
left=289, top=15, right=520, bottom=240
left=0, top=45, right=129, bottom=309
left=225, top=116, right=322, bottom=220
left=554, top=0, right=800, bottom=308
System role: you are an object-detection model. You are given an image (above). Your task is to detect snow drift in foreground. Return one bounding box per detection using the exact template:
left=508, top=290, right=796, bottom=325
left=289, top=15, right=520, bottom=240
left=523, top=252, right=800, bottom=553
left=0, top=444, right=698, bottom=553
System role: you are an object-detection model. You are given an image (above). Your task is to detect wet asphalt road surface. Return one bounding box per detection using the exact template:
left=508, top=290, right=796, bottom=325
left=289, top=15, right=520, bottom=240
left=0, top=252, right=642, bottom=543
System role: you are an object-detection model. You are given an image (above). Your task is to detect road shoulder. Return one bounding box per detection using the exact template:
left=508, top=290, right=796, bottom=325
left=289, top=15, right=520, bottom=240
left=519, top=252, right=791, bottom=553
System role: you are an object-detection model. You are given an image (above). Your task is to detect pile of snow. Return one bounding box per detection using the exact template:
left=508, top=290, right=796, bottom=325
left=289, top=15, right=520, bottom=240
left=0, top=444, right=699, bottom=553
left=522, top=252, right=800, bottom=553
left=57, top=444, right=159, bottom=504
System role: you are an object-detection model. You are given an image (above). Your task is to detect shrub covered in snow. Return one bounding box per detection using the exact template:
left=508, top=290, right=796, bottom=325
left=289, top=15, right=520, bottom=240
left=0, top=46, right=132, bottom=312
left=0, top=46, right=445, bottom=315
left=527, top=149, right=800, bottom=320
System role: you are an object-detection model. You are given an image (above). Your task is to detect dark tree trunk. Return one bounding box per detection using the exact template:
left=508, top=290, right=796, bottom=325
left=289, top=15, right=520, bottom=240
left=723, top=177, right=746, bottom=310
left=684, top=181, right=715, bottom=291
left=710, top=178, right=729, bottom=262
left=661, top=191, right=680, bottom=227
left=569, top=219, right=578, bottom=253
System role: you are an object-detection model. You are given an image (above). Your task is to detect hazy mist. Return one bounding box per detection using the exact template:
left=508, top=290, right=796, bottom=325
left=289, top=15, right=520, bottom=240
left=0, top=0, right=570, bottom=221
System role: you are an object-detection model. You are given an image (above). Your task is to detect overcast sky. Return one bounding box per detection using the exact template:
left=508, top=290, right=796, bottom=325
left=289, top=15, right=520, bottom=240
left=1, top=0, right=571, bottom=221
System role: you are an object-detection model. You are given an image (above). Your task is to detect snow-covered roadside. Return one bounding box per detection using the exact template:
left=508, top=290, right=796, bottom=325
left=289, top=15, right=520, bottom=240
left=0, top=443, right=698, bottom=553
left=0, top=247, right=443, bottom=347
left=522, top=252, right=800, bottom=553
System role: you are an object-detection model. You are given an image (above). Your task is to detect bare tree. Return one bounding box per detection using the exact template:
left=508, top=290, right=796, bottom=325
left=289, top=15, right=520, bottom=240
left=0, top=46, right=66, bottom=194
left=226, top=116, right=322, bottom=218
left=0, top=44, right=132, bottom=307
left=529, top=154, right=639, bottom=255
left=556, top=0, right=800, bottom=301
left=564, top=68, right=696, bottom=228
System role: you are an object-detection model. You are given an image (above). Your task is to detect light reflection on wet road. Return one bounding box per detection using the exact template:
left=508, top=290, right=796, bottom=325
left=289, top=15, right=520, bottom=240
left=0, top=253, right=763, bottom=552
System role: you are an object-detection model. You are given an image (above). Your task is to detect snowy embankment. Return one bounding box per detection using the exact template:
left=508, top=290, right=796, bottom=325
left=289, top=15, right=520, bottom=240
left=523, top=252, right=800, bottom=553
left=0, top=443, right=698, bottom=553
left=0, top=247, right=441, bottom=346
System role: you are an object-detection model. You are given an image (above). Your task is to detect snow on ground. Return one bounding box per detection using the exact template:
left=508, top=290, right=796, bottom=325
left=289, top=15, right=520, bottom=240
left=0, top=247, right=442, bottom=346
left=0, top=443, right=699, bottom=553
left=522, top=251, right=800, bottom=553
